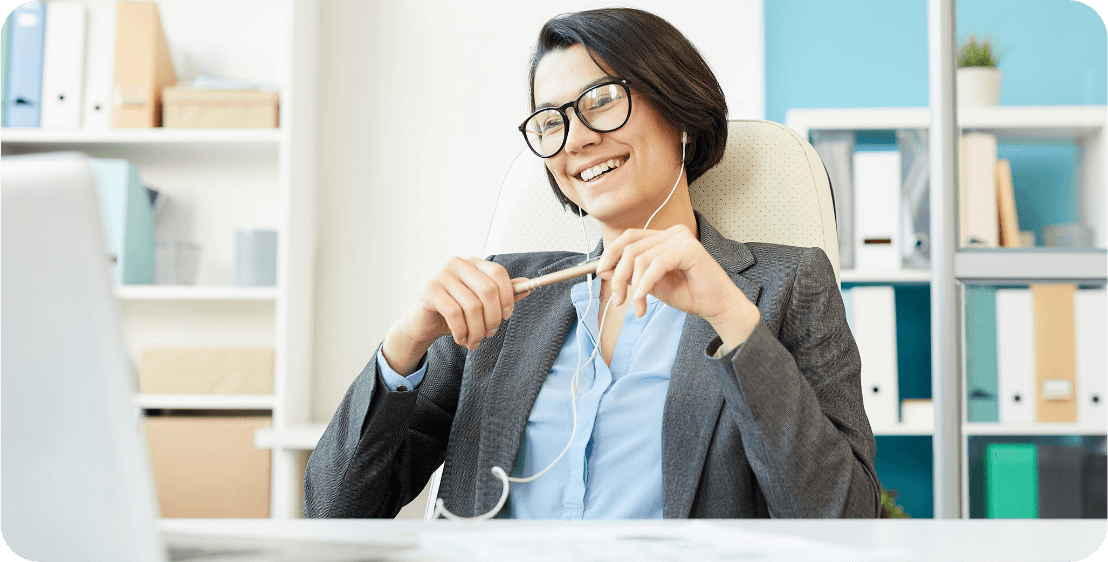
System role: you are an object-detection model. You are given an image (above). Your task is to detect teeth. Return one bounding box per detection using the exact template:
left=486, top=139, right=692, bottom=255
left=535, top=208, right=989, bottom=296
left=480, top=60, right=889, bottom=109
left=580, top=158, right=623, bottom=182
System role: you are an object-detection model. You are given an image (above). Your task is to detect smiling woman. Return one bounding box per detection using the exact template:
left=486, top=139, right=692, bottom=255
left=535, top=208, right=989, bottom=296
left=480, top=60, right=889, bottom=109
left=305, top=7, right=880, bottom=521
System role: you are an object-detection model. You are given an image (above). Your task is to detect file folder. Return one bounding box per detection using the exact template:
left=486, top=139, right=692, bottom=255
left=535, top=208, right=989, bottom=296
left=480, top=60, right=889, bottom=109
left=82, top=1, right=116, bottom=129
left=984, top=443, right=1038, bottom=518
left=996, top=289, right=1035, bottom=423
left=959, top=133, right=999, bottom=248
left=2, top=16, right=11, bottom=127
left=810, top=131, right=855, bottom=270
left=966, top=286, right=999, bottom=422
left=5, top=1, right=46, bottom=128
left=996, top=159, right=1021, bottom=247
left=112, top=1, right=176, bottom=127
left=89, top=159, right=155, bottom=284
left=1037, top=445, right=1084, bottom=518
left=39, top=1, right=86, bottom=129
left=852, top=150, right=901, bottom=270
left=896, top=129, right=930, bottom=269
left=1032, top=284, right=1077, bottom=423
left=849, top=286, right=899, bottom=425
left=1075, top=288, right=1107, bottom=427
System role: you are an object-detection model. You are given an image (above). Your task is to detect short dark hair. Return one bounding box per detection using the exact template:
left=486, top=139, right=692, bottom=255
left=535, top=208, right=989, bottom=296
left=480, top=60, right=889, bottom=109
left=528, top=8, right=728, bottom=215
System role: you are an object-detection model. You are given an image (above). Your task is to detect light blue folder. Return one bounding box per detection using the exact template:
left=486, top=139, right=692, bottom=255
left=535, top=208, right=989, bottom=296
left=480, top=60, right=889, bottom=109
left=90, top=160, right=156, bottom=285
left=2, top=15, right=12, bottom=127
left=965, top=286, right=999, bottom=422
left=5, top=2, right=45, bottom=128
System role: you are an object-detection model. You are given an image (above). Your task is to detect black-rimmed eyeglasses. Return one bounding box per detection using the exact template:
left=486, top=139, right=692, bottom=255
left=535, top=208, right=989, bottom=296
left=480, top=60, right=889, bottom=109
left=519, top=79, right=632, bottom=158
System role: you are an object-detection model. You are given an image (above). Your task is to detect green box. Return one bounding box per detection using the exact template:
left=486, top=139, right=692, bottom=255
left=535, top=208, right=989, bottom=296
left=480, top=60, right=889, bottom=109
left=985, top=443, right=1038, bottom=518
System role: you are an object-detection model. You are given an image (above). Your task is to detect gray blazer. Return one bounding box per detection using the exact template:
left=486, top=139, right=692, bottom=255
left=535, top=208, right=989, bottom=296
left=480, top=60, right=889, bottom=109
left=304, top=214, right=881, bottom=518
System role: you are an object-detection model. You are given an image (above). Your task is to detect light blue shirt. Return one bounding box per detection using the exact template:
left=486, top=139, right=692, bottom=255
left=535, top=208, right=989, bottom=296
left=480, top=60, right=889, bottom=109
left=377, top=276, right=686, bottom=519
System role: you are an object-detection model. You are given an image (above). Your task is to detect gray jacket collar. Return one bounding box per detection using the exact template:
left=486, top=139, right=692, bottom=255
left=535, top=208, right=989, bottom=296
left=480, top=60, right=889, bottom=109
left=475, top=212, right=762, bottom=516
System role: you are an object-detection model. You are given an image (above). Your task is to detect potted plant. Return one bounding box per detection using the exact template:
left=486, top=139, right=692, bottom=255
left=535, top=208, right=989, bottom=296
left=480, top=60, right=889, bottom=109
left=957, top=34, right=1005, bottom=106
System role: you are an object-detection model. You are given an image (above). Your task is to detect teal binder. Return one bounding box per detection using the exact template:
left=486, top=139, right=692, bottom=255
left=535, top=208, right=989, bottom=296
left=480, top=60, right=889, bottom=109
left=985, top=443, right=1038, bottom=518
left=965, top=287, right=999, bottom=422
left=90, top=159, right=155, bottom=285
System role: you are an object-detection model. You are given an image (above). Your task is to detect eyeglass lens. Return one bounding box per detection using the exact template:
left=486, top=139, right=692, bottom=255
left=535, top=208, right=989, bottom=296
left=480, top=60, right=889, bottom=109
left=523, top=83, right=630, bottom=157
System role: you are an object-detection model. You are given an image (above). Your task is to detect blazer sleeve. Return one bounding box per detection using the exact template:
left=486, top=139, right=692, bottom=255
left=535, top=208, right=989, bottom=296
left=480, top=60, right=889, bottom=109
left=303, top=336, right=466, bottom=518
left=706, top=246, right=881, bottom=518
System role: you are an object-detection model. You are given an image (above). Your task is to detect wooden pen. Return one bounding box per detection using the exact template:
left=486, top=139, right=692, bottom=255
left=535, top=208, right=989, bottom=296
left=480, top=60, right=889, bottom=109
left=513, top=261, right=599, bottom=294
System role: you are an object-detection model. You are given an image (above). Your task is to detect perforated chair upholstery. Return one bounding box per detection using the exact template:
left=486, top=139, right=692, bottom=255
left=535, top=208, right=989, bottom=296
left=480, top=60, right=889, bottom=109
left=424, top=119, right=840, bottom=520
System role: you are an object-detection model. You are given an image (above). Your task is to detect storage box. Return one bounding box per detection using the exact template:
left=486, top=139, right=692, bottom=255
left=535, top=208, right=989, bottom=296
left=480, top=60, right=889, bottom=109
left=140, top=347, right=274, bottom=394
left=145, top=416, right=271, bottom=518
left=162, top=87, right=278, bottom=128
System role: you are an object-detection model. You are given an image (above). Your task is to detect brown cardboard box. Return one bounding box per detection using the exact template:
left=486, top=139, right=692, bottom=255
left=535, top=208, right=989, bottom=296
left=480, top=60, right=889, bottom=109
left=145, top=416, right=271, bottom=518
left=162, top=87, right=279, bottom=128
left=140, top=347, right=274, bottom=394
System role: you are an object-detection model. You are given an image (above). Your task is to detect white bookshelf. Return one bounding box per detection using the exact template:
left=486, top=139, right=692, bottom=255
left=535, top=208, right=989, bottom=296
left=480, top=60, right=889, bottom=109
left=0, top=0, right=318, bottom=520
left=786, top=102, right=1107, bottom=519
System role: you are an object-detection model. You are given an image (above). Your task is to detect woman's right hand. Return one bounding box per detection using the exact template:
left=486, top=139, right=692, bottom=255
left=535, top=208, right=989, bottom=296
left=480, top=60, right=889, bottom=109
left=381, top=257, right=528, bottom=376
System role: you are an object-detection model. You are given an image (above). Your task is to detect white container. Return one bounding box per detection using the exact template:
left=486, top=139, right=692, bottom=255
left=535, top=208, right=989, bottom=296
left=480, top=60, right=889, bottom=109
left=956, top=67, right=1003, bottom=106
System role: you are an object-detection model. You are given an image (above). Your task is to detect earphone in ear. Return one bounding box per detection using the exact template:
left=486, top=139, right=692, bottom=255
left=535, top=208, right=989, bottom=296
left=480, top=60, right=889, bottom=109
left=682, top=130, right=688, bottom=145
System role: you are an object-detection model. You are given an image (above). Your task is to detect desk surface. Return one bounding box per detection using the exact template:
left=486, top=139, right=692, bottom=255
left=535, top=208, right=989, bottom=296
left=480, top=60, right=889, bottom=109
left=160, top=518, right=1107, bottom=562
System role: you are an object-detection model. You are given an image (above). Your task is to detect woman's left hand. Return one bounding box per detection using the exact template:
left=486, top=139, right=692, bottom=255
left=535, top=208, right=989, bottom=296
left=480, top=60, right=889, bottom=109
left=595, top=224, right=762, bottom=348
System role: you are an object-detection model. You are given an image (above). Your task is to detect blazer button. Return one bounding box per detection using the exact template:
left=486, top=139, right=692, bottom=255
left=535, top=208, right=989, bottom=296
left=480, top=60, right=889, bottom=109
left=397, top=385, right=408, bottom=392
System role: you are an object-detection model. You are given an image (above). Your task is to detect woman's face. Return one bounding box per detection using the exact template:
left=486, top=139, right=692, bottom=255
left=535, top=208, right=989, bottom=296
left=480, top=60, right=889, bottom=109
left=533, top=44, right=684, bottom=228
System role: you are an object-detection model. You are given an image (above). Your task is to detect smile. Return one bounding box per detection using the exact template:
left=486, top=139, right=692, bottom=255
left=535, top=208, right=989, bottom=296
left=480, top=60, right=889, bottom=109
left=577, top=157, right=628, bottom=183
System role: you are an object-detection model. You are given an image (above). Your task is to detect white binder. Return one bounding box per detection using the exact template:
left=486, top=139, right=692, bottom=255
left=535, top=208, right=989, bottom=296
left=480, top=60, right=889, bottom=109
left=39, top=1, right=87, bottom=129
left=1076, top=288, right=1107, bottom=427
left=81, top=1, right=116, bottom=129
left=850, top=286, right=899, bottom=425
left=852, top=151, right=901, bottom=270
left=996, top=288, right=1035, bottom=423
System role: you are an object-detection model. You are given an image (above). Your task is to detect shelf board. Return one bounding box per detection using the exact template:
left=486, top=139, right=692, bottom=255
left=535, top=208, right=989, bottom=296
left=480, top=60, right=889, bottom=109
left=0, top=127, right=284, bottom=145
left=964, top=422, right=1107, bottom=436
left=116, top=285, right=279, bottom=301
left=255, top=423, right=326, bottom=450
left=954, top=248, right=1108, bottom=284
left=785, top=105, right=1106, bottom=143
left=840, top=268, right=932, bottom=285
left=873, top=423, right=934, bottom=436
left=135, top=393, right=275, bottom=410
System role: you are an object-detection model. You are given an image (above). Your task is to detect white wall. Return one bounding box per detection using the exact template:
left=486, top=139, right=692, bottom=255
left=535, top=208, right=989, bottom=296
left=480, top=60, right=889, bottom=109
left=311, top=0, right=765, bottom=421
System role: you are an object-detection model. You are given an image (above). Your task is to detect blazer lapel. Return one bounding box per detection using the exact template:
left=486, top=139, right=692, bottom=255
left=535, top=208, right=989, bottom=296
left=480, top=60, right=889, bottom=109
left=662, top=213, right=762, bottom=517
left=474, top=253, right=584, bottom=513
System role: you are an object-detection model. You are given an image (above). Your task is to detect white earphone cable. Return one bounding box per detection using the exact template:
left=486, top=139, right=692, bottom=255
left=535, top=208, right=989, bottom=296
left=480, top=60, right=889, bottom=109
left=432, top=132, right=688, bottom=520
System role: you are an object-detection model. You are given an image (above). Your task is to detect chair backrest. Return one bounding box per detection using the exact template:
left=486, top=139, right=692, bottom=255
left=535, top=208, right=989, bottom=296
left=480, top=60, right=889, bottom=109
left=483, top=119, right=840, bottom=285
left=424, top=119, right=841, bottom=520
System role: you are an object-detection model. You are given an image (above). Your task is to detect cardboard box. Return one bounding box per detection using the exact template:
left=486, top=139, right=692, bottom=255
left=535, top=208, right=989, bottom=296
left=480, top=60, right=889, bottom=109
left=145, top=416, right=271, bottom=518
left=140, top=347, right=274, bottom=394
left=162, top=87, right=278, bottom=128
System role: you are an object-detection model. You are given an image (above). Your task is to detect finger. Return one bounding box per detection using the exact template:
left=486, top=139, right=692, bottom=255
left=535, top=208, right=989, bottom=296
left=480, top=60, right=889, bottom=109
left=629, top=235, right=685, bottom=302
left=440, top=275, right=487, bottom=349
left=610, top=231, right=668, bottom=306
left=472, top=258, right=515, bottom=319
left=596, top=229, right=654, bottom=274
left=450, top=258, right=505, bottom=339
left=427, top=283, right=469, bottom=346
left=631, top=242, right=686, bottom=316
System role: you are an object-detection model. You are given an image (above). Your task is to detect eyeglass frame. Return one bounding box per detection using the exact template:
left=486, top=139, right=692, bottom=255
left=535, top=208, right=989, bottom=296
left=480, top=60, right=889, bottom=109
left=517, top=79, right=633, bottom=159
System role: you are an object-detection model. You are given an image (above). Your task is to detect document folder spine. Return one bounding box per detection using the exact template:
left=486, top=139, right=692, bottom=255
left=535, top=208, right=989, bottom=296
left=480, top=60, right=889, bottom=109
left=985, top=443, right=1038, bottom=518
left=5, top=1, right=46, bottom=128
left=966, top=286, right=999, bottom=422
left=39, top=1, right=86, bottom=129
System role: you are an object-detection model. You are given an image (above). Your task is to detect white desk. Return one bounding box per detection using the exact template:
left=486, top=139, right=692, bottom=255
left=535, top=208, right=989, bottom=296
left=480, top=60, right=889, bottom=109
left=160, top=518, right=1107, bottom=561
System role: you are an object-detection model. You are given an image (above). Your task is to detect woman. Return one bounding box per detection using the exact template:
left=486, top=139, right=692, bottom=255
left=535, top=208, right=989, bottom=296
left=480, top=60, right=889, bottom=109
left=305, top=7, right=879, bottom=519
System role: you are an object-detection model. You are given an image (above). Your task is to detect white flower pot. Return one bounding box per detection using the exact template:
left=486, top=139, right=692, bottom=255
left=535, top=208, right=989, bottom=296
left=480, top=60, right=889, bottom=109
left=956, top=67, right=1003, bottom=106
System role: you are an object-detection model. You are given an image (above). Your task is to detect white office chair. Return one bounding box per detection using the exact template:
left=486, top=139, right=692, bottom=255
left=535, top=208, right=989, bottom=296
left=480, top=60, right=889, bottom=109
left=422, top=119, right=840, bottom=519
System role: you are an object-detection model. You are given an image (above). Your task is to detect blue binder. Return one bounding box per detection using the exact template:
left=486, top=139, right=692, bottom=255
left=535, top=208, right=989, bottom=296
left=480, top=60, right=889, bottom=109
left=2, top=15, right=12, bottom=126
left=5, top=1, right=46, bottom=127
left=90, top=159, right=156, bottom=285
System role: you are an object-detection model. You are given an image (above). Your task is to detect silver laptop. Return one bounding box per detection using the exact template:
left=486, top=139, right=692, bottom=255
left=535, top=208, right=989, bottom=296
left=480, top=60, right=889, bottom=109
left=1, top=152, right=409, bottom=562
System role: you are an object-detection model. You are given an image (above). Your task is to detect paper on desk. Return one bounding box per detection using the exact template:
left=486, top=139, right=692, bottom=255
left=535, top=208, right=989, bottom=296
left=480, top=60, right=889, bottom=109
left=420, top=521, right=919, bottom=562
